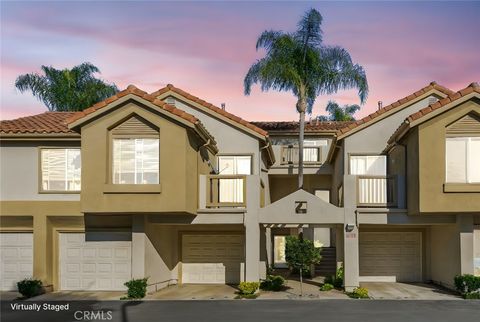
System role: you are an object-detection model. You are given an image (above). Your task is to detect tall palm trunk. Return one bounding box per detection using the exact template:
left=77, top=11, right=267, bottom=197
left=298, top=110, right=305, bottom=189
left=297, top=89, right=307, bottom=190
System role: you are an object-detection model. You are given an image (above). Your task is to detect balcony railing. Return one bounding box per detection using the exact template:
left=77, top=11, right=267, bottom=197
left=356, top=175, right=397, bottom=207
left=280, top=146, right=321, bottom=165
left=206, top=175, right=247, bottom=208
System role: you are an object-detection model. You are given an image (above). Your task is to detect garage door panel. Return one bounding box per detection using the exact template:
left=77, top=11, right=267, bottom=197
left=360, top=232, right=422, bottom=282
left=60, top=233, right=132, bottom=291
left=0, top=233, right=34, bottom=291
left=182, top=234, right=244, bottom=284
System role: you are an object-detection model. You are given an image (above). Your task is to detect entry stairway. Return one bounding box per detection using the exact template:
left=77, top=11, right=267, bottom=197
left=315, top=247, right=336, bottom=276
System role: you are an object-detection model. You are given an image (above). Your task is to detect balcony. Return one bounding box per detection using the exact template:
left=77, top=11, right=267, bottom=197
left=203, top=175, right=247, bottom=208
left=280, top=145, right=322, bottom=165
left=356, top=175, right=397, bottom=207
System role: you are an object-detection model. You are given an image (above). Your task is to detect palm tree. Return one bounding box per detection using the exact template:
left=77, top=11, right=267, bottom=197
left=15, top=62, right=118, bottom=112
left=244, top=8, right=368, bottom=188
left=317, top=100, right=360, bottom=121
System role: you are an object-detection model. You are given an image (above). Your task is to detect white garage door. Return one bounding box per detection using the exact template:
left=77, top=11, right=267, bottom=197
left=182, top=234, right=244, bottom=284
left=59, top=233, right=131, bottom=291
left=359, top=232, right=422, bottom=282
left=0, top=233, right=33, bottom=291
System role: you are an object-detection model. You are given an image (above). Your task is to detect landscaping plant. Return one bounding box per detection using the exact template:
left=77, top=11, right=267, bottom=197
left=237, top=282, right=260, bottom=299
left=454, top=274, right=480, bottom=299
left=319, top=283, right=334, bottom=292
left=260, top=275, right=285, bottom=291
left=347, top=287, right=369, bottom=299
left=17, top=278, right=43, bottom=298
left=123, top=278, right=148, bottom=299
left=285, top=234, right=322, bottom=296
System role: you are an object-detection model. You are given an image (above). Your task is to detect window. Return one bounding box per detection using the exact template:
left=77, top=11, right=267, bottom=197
left=303, top=140, right=323, bottom=162
left=41, top=148, right=81, bottom=191
left=217, top=155, right=251, bottom=175
left=350, top=155, right=386, bottom=175
left=217, top=155, right=251, bottom=204
left=113, top=138, right=159, bottom=184
left=446, top=137, right=480, bottom=183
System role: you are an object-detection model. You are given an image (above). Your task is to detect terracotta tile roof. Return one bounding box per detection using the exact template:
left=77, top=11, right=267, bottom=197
left=151, top=84, right=269, bottom=137
left=251, top=121, right=352, bottom=133
left=388, top=82, right=480, bottom=145
left=66, top=85, right=199, bottom=126
left=0, top=112, right=76, bottom=134
left=337, top=82, right=456, bottom=137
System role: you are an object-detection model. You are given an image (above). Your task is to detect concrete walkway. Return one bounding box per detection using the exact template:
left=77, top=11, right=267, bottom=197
left=360, top=282, right=461, bottom=300
left=26, top=290, right=125, bottom=301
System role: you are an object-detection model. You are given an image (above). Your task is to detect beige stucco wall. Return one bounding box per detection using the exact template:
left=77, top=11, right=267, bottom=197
left=170, top=98, right=262, bottom=175
left=417, top=99, right=480, bottom=213
left=405, top=129, right=420, bottom=215
left=429, top=224, right=460, bottom=288
left=0, top=142, right=81, bottom=201
left=268, top=174, right=332, bottom=203
left=79, top=101, right=211, bottom=214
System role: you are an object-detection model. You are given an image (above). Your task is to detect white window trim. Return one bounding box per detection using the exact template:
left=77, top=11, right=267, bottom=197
left=112, top=138, right=160, bottom=185
left=40, top=148, right=81, bottom=193
left=446, top=137, right=480, bottom=184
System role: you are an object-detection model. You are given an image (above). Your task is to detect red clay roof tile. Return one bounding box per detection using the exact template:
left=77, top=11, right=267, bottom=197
left=150, top=84, right=269, bottom=137
left=337, top=82, right=455, bottom=136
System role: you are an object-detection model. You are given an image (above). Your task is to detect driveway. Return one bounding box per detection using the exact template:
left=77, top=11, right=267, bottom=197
left=26, top=290, right=124, bottom=301
left=147, top=278, right=349, bottom=300
left=360, top=282, right=461, bottom=300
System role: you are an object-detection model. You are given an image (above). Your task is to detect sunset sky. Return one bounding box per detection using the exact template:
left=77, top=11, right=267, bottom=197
left=1, top=1, right=479, bottom=121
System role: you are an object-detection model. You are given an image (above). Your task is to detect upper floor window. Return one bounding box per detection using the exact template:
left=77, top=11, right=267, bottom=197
left=113, top=138, right=159, bottom=184
left=350, top=155, right=386, bottom=176
left=281, top=140, right=326, bottom=164
left=41, top=148, right=81, bottom=191
left=217, top=155, right=252, bottom=175
left=446, top=137, right=480, bottom=183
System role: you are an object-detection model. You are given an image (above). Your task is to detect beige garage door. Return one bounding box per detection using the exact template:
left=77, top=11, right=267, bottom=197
left=359, top=232, right=422, bottom=282
left=0, top=233, right=33, bottom=291
left=59, top=232, right=132, bottom=291
left=182, top=234, right=244, bottom=284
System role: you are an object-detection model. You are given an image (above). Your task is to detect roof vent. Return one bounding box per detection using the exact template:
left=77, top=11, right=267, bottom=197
left=428, top=97, right=439, bottom=105
left=378, top=101, right=383, bottom=110
left=165, top=97, right=176, bottom=106
left=221, top=103, right=226, bottom=110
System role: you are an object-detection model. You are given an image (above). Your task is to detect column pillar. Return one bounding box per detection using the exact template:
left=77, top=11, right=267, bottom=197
left=33, top=214, right=49, bottom=285
left=457, top=215, right=474, bottom=275
left=132, top=215, right=146, bottom=279
left=343, top=175, right=359, bottom=292
left=244, top=176, right=260, bottom=281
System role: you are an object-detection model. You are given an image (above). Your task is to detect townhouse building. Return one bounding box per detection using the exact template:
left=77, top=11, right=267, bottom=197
left=1, top=81, right=479, bottom=292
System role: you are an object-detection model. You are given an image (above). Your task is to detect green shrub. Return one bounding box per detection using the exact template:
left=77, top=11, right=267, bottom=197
left=320, top=283, right=334, bottom=291
left=464, top=291, right=480, bottom=299
left=325, top=264, right=344, bottom=289
left=124, top=278, right=148, bottom=299
left=454, top=274, right=480, bottom=295
left=17, top=278, right=43, bottom=298
left=238, top=281, right=260, bottom=295
left=347, top=287, right=369, bottom=299
left=260, top=275, right=285, bottom=291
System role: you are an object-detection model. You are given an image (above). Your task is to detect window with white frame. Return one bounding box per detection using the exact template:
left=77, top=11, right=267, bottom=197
left=41, top=148, right=81, bottom=191
left=349, top=155, right=387, bottom=176
left=217, top=155, right=251, bottom=204
left=446, top=137, right=480, bottom=183
left=217, top=155, right=252, bottom=175
left=303, top=140, right=324, bottom=162
left=113, top=138, right=159, bottom=184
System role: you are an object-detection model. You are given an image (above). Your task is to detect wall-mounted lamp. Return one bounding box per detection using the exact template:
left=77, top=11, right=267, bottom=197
left=345, top=224, right=355, bottom=232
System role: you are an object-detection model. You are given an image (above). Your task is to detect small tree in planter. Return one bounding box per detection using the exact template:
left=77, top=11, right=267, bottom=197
left=285, top=234, right=322, bottom=296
